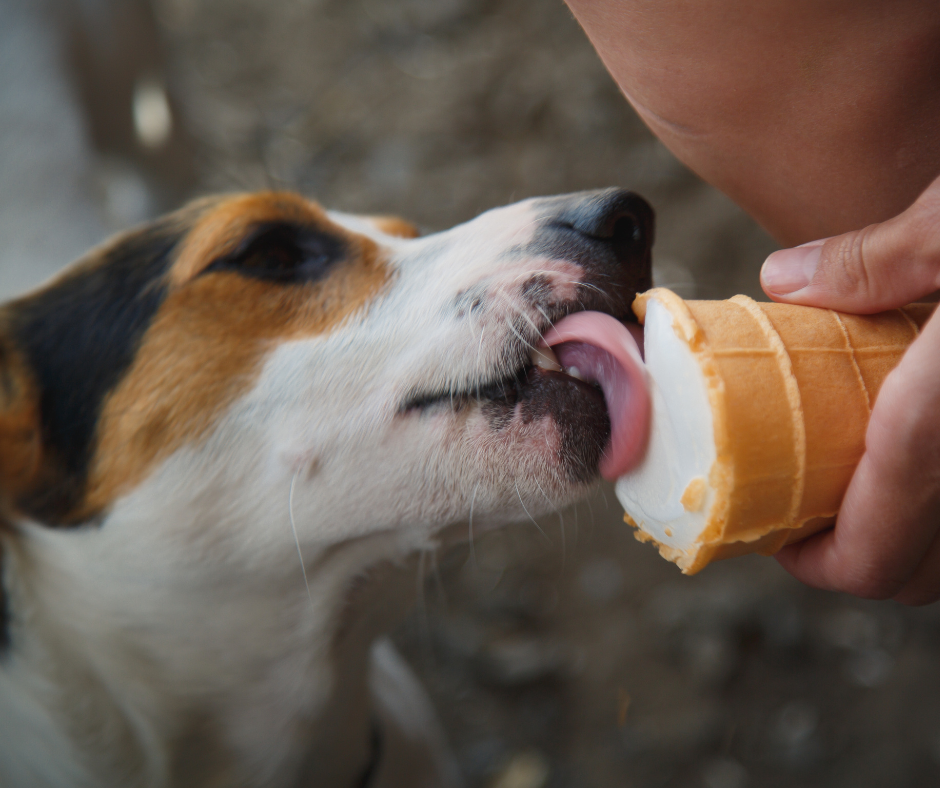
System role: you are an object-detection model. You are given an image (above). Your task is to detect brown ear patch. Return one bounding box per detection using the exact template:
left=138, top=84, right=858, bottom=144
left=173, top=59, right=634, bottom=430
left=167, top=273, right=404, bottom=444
left=80, top=192, right=392, bottom=518
left=368, top=216, right=421, bottom=239
left=170, top=192, right=328, bottom=283
left=4, top=208, right=188, bottom=523
left=0, top=337, right=41, bottom=501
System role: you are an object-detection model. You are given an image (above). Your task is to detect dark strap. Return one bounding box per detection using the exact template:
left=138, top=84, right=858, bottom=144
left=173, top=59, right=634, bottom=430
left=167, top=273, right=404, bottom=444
left=353, top=720, right=383, bottom=788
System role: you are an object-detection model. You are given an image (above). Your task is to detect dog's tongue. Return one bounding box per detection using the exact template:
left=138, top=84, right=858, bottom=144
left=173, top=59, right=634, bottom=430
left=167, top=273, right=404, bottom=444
left=541, top=312, right=650, bottom=480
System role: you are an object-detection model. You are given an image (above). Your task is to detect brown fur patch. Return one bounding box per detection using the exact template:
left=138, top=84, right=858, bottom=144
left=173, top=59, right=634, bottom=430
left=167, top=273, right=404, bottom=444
left=0, top=336, right=41, bottom=501
left=82, top=192, right=391, bottom=517
left=170, top=192, right=330, bottom=283
left=367, top=216, right=420, bottom=239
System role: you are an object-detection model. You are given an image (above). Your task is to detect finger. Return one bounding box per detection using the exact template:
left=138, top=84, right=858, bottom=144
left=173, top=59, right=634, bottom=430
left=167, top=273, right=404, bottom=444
left=761, top=171, right=940, bottom=311
left=892, top=526, right=940, bottom=606
left=775, top=451, right=940, bottom=598
left=775, top=309, right=940, bottom=597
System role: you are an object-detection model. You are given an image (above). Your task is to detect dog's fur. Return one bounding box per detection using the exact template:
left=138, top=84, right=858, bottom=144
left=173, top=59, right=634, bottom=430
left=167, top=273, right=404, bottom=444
left=0, top=188, right=652, bottom=787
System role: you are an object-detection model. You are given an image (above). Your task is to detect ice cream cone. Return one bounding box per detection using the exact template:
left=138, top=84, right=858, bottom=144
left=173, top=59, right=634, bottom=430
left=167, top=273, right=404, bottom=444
left=616, top=288, right=934, bottom=574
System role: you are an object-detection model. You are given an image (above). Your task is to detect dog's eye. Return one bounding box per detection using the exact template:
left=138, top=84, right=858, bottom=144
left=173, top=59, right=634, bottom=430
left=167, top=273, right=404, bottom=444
left=205, top=222, right=345, bottom=283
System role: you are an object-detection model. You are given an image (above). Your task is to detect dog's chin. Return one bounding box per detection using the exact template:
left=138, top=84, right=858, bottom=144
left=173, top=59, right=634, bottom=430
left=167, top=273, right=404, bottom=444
left=479, top=365, right=610, bottom=485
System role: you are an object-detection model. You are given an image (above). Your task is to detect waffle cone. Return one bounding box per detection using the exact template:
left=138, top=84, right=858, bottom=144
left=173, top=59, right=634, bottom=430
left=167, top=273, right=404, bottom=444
left=617, top=288, right=934, bottom=574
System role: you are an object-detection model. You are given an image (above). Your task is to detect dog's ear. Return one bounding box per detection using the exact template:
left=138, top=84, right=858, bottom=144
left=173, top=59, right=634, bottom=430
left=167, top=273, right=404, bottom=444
left=367, top=216, right=421, bottom=239
left=0, top=334, right=42, bottom=512
left=0, top=210, right=190, bottom=526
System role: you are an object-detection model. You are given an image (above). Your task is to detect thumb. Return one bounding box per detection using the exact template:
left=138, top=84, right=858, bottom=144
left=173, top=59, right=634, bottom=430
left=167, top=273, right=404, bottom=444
left=761, top=173, right=940, bottom=312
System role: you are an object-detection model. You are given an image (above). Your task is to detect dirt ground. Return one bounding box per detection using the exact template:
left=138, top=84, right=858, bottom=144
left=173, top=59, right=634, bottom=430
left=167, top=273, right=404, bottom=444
left=6, top=0, right=940, bottom=786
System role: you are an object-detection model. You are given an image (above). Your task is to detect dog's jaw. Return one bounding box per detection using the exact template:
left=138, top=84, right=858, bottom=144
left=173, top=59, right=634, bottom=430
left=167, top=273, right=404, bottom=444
left=199, top=195, right=633, bottom=551
left=299, top=192, right=650, bottom=535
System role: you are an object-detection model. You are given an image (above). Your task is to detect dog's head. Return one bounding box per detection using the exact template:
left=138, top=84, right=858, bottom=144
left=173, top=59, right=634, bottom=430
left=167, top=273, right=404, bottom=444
left=0, top=189, right=652, bottom=558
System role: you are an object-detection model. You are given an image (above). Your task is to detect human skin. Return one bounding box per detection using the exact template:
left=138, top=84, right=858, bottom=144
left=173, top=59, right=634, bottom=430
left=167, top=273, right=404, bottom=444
left=565, top=0, right=940, bottom=246
left=565, top=0, right=940, bottom=603
left=763, top=173, right=940, bottom=605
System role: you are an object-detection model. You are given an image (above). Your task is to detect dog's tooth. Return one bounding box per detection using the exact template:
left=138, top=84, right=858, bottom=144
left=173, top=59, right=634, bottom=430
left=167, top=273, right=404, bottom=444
left=531, top=345, right=563, bottom=372
left=566, top=366, right=584, bottom=380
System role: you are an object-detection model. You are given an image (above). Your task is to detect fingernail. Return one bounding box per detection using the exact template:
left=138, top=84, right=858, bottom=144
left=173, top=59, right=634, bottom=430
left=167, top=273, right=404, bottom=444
left=761, top=240, right=825, bottom=296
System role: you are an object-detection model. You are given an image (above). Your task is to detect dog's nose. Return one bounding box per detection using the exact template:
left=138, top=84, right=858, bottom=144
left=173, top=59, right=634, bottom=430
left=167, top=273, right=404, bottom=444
left=538, top=188, right=654, bottom=294
left=562, top=188, right=655, bottom=261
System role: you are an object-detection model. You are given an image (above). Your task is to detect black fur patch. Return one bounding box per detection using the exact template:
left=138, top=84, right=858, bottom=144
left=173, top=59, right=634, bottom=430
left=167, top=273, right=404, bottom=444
left=7, top=217, right=184, bottom=523
left=481, top=368, right=610, bottom=484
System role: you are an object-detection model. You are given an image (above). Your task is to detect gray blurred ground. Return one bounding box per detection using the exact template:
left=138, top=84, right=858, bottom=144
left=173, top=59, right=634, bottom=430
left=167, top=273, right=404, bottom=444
left=3, top=1, right=940, bottom=786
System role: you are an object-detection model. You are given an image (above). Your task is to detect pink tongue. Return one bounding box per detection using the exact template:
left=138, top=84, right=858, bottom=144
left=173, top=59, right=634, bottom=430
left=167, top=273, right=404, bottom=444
left=541, top=312, right=650, bottom=480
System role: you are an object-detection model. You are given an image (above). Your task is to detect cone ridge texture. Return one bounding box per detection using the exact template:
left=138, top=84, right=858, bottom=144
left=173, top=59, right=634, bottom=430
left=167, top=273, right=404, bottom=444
left=626, top=289, right=933, bottom=573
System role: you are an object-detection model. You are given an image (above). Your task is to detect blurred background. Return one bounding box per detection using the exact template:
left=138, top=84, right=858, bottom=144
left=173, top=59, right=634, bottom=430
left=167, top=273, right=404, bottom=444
left=4, top=1, right=940, bottom=786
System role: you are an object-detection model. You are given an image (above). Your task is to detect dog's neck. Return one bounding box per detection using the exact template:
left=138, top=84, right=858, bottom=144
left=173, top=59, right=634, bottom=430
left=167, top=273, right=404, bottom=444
left=0, top=513, right=422, bottom=788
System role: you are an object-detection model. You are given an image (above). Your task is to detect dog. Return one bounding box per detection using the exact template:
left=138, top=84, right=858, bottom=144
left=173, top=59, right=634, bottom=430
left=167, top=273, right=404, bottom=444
left=0, top=187, right=653, bottom=787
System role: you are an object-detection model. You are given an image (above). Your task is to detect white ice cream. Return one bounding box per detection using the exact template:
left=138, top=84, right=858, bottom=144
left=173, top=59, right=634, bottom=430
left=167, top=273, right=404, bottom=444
left=615, top=297, right=717, bottom=552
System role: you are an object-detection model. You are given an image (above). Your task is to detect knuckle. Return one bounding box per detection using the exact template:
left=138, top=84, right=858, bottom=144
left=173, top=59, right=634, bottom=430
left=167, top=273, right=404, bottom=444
left=869, top=383, right=940, bottom=489
left=894, top=586, right=940, bottom=607
left=824, top=226, right=879, bottom=299
left=831, top=562, right=903, bottom=600
left=905, top=201, right=940, bottom=283
left=821, top=178, right=940, bottom=303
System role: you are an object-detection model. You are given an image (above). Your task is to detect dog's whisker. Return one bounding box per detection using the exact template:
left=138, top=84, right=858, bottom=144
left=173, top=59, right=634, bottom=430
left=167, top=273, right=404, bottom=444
left=534, top=476, right=566, bottom=568
left=572, top=490, right=582, bottom=542
left=466, top=299, right=478, bottom=336
left=472, top=309, right=488, bottom=371
left=288, top=472, right=314, bottom=608
left=584, top=493, right=596, bottom=534
left=575, top=280, right=609, bottom=298
left=515, top=307, right=543, bottom=340
left=570, top=503, right=579, bottom=553
left=468, top=482, right=480, bottom=569
left=559, top=279, right=618, bottom=309
left=533, top=475, right=558, bottom=514
left=415, top=548, right=434, bottom=658
left=504, top=316, right=537, bottom=353
left=467, top=299, right=484, bottom=355
left=491, top=288, right=541, bottom=336
left=430, top=547, right=446, bottom=608
left=416, top=548, right=427, bottom=605
left=534, top=304, right=556, bottom=334
left=514, top=480, right=551, bottom=546
left=416, top=548, right=431, bottom=625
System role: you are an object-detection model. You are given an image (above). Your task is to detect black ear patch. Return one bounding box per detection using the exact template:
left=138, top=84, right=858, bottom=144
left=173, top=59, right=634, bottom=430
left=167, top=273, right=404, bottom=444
left=6, top=217, right=183, bottom=524
left=203, top=221, right=346, bottom=283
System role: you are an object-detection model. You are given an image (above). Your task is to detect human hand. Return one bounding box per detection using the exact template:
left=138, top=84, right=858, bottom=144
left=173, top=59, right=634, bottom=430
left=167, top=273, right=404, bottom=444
left=760, top=172, right=940, bottom=605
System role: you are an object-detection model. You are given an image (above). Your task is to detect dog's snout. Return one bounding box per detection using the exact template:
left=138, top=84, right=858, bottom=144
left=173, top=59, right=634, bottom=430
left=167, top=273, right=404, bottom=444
left=537, top=188, right=655, bottom=266
left=536, top=188, right=655, bottom=296
left=568, top=189, right=654, bottom=257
